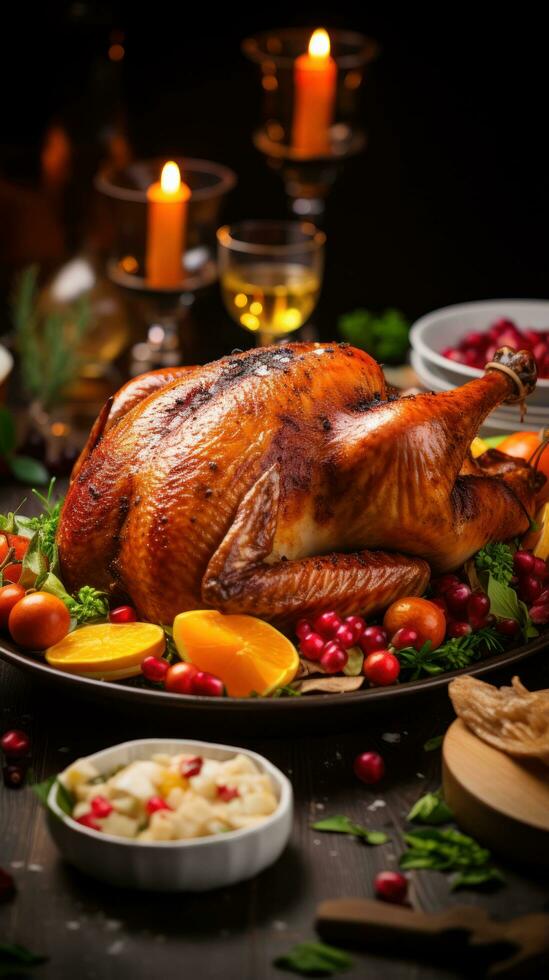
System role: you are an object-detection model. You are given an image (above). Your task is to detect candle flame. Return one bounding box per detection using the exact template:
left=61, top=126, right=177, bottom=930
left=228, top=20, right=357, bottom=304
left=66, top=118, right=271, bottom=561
left=308, top=28, right=330, bottom=59
left=160, top=161, right=181, bottom=195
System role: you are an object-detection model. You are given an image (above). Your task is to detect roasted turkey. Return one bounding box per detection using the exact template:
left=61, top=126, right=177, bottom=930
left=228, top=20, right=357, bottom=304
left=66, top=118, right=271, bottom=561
left=57, top=342, right=542, bottom=627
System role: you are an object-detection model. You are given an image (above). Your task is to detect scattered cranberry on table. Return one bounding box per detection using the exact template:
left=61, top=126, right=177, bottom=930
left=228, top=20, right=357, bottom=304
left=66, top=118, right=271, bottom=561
left=109, top=605, right=138, bottom=624
left=3, top=764, right=26, bottom=789
left=446, top=621, right=473, bottom=639
left=374, top=870, right=408, bottom=904
left=333, top=623, right=355, bottom=649
left=353, top=751, right=385, bottom=785
left=344, top=615, right=366, bottom=643
left=496, top=617, right=520, bottom=637
left=295, top=618, right=313, bottom=641
left=363, top=650, right=400, bottom=686
left=141, top=655, right=169, bottom=684
left=164, top=661, right=199, bottom=695
left=1, top=729, right=30, bottom=758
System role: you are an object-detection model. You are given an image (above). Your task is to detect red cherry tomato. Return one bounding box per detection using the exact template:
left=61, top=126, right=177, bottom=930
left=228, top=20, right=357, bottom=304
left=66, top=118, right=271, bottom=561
left=383, top=597, right=446, bottom=651
left=165, top=661, right=198, bottom=695
left=8, top=592, right=71, bottom=650
left=0, top=584, right=25, bottom=630
left=0, top=533, right=29, bottom=584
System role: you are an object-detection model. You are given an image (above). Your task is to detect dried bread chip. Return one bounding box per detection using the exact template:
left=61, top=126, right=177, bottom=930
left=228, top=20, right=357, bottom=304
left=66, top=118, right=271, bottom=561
left=296, top=676, right=365, bottom=695
left=449, top=675, right=549, bottom=765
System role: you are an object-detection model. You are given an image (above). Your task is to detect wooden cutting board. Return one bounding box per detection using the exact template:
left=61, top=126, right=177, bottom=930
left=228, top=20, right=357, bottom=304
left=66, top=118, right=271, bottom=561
left=442, top=718, right=549, bottom=868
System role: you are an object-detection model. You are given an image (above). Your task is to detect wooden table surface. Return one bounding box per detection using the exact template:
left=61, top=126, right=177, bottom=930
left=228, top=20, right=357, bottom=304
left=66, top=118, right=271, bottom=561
left=1, top=481, right=549, bottom=980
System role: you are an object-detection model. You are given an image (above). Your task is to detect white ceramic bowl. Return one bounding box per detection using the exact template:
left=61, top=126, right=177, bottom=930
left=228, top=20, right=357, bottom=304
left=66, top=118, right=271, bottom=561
left=0, top=344, right=13, bottom=401
left=410, top=300, right=549, bottom=407
left=46, top=738, right=293, bottom=891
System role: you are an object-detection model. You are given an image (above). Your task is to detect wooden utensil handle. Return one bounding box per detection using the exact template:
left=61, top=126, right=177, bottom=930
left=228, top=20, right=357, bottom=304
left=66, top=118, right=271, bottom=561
left=316, top=898, right=497, bottom=952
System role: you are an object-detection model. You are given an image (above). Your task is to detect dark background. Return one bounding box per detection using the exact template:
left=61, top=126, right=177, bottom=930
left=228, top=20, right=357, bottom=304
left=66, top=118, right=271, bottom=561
left=1, top=2, right=547, bottom=343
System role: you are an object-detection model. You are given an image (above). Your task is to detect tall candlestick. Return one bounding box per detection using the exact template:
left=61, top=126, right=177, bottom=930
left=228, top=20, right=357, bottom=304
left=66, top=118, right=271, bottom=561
left=292, top=28, right=337, bottom=157
left=146, top=161, right=190, bottom=287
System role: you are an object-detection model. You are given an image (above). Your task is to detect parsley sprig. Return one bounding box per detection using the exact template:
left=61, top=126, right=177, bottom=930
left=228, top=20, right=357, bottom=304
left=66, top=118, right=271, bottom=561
left=474, top=541, right=514, bottom=585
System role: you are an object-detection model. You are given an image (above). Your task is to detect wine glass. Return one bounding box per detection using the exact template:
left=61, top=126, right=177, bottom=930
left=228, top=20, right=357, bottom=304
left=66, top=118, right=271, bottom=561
left=216, top=220, right=325, bottom=346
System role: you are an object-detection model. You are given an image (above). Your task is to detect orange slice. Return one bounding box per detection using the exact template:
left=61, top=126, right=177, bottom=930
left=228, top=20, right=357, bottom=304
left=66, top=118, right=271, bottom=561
left=45, top=623, right=165, bottom=679
left=172, top=610, right=299, bottom=698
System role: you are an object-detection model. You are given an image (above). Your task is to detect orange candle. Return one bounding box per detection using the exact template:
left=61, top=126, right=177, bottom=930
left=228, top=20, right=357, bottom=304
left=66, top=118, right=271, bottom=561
left=146, top=161, right=190, bottom=287
left=292, top=28, right=337, bottom=157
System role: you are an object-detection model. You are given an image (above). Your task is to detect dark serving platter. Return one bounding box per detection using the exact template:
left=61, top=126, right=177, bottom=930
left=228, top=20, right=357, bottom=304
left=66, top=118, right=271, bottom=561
left=1, top=631, right=547, bottom=735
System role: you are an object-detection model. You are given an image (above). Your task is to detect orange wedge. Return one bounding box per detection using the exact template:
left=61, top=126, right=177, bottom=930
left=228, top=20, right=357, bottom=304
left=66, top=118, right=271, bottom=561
left=172, top=610, right=299, bottom=698
left=45, top=623, right=165, bottom=679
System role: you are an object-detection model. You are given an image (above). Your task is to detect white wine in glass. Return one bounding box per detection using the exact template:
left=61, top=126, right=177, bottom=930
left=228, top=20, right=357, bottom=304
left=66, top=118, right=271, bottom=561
left=217, top=222, right=325, bottom=345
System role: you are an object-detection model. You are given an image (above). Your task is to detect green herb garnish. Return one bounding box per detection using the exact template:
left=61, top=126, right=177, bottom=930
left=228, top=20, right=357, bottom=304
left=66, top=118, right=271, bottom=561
left=395, top=626, right=504, bottom=679
left=474, top=541, right=514, bottom=585
left=338, top=308, right=409, bottom=364
left=423, top=735, right=443, bottom=752
left=312, top=814, right=388, bottom=845
left=399, top=827, right=504, bottom=890
left=407, top=790, right=453, bottom=825
left=274, top=942, right=353, bottom=976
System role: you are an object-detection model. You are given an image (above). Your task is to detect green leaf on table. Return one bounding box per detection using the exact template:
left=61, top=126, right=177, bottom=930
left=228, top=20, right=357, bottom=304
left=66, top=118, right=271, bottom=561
left=274, top=942, right=353, bottom=976
left=342, top=646, right=364, bottom=676
left=0, top=943, right=48, bottom=974
left=451, top=866, right=505, bottom=890
left=408, top=790, right=453, bottom=825
left=485, top=574, right=538, bottom=640
left=312, top=815, right=388, bottom=845
left=8, top=455, right=49, bottom=486
left=0, top=407, right=17, bottom=457
left=423, top=734, right=443, bottom=752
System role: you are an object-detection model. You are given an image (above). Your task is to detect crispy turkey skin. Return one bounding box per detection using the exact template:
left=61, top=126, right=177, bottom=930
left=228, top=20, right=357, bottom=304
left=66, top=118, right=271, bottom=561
left=57, top=342, right=541, bottom=626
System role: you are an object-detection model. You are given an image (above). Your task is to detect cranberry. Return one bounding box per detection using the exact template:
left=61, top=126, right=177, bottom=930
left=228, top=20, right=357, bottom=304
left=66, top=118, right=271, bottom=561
left=313, top=611, right=343, bottom=639
left=363, top=650, right=400, bottom=686
left=333, top=623, right=356, bottom=649
left=76, top=813, right=101, bottom=830
left=374, top=870, right=408, bottom=904
left=532, top=556, right=548, bottom=581
left=514, top=550, right=535, bottom=576
left=445, top=584, right=472, bottom=615
left=446, top=621, right=473, bottom=639
left=181, top=756, right=203, bottom=779
left=496, top=617, right=520, bottom=637
left=299, top=632, right=325, bottom=661
left=0, top=729, right=30, bottom=758
left=191, top=671, right=225, bottom=697
left=109, top=605, right=138, bottom=624
left=141, top=656, right=169, bottom=684
left=467, top=591, right=490, bottom=622
left=320, top=642, right=348, bottom=673
left=353, top=751, right=385, bottom=785
left=217, top=785, right=240, bottom=802
left=359, top=626, right=388, bottom=655
left=431, top=574, right=461, bottom=596
left=0, top=868, right=16, bottom=903
left=345, top=615, right=366, bottom=643
left=146, top=796, right=172, bottom=814
left=529, top=603, right=549, bottom=625
left=520, top=574, right=542, bottom=604
left=3, top=764, right=25, bottom=789
left=390, top=627, right=419, bottom=650
left=90, top=795, right=113, bottom=818
left=295, top=618, right=313, bottom=641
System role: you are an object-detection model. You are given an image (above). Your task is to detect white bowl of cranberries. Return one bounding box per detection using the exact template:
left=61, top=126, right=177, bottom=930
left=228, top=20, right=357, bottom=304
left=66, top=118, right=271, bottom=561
left=45, top=738, right=292, bottom=891
left=410, top=299, right=549, bottom=408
